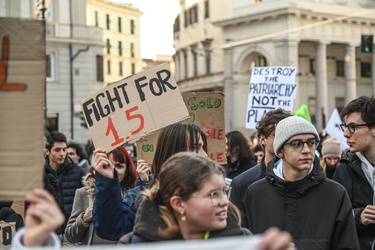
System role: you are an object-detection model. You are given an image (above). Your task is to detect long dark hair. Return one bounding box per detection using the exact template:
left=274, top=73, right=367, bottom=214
left=152, top=123, right=207, bottom=180
left=226, top=130, right=254, bottom=163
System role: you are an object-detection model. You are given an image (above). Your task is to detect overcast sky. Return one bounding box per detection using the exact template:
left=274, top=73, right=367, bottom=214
left=115, top=0, right=175, bottom=59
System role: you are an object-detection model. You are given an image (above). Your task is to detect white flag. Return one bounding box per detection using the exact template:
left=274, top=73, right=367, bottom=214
left=326, top=108, right=348, bottom=150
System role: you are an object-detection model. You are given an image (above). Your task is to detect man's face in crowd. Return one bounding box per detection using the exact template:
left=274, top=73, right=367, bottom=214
left=47, top=142, right=67, bottom=169
left=67, top=147, right=79, bottom=164
left=343, top=112, right=375, bottom=153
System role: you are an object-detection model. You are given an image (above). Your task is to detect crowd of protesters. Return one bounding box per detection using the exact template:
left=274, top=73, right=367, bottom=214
left=8, top=95, right=375, bottom=250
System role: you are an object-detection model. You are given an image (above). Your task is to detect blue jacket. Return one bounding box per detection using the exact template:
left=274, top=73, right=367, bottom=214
left=93, top=171, right=145, bottom=241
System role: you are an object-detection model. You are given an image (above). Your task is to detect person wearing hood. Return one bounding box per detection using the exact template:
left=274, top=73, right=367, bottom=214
left=44, top=131, right=86, bottom=235
left=242, top=116, right=359, bottom=249
left=64, top=146, right=139, bottom=246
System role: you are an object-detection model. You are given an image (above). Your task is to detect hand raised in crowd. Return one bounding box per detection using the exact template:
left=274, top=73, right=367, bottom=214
left=82, top=205, right=93, bottom=223
left=92, top=148, right=115, bottom=179
left=137, top=159, right=151, bottom=181
left=23, top=188, right=64, bottom=247
left=258, top=227, right=294, bottom=250
left=360, top=205, right=375, bottom=225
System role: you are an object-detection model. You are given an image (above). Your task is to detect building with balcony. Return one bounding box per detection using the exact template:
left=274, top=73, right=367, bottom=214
left=86, top=0, right=142, bottom=85
left=1, top=0, right=105, bottom=143
left=44, top=0, right=104, bottom=143
left=173, top=0, right=375, bottom=134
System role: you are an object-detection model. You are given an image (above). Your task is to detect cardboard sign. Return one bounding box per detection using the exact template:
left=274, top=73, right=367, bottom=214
left=0, top=221, right=15, bottom=248
left=0, top=18, right=45, bottom=200
left=136, top=92, right=226, bottom=165
left=183, top=92, right=226, bottom=163
left=245, top=67, right=297, bottom=129
left=80, top=63, right=189, bottom=153
left=136, top=131, right=159, bottom=165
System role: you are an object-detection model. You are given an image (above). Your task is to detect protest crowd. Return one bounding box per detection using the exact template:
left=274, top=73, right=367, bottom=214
left=5, top=94, right=375, bottom=250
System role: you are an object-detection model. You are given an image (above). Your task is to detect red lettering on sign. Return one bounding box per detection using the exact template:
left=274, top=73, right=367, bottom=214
left=208, top=152, right=225, bottom=163
left=105, top=116, right=125, bottom=147
left=204, top=126, right=224, bottom=140
left=125, top=106, right=144, bottom=135
left=0, top=37, right=27, bottom=91
left=105, top=106, right=145, bottom=147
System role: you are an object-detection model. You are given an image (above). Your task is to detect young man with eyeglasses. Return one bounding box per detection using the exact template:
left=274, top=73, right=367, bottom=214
left=243, top=116, right=359, bottom=249
left=333, top=96, right=375, bottom=250
left=230, top=108, right=291, bottom=211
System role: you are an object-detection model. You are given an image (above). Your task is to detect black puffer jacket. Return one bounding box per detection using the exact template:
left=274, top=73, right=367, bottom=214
left=119, top=198, right=251, bottom=244
left=243, top=156, right=359, bottom=250
left=333, top=151, right=375, bottom=250
left=45, top=155, right=86, bottom=234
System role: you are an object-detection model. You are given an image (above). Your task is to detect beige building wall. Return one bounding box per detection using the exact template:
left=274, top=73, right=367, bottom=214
left=172, top=0, right=226, bottom=91
left=87, top=0, right=143, bottom=85
left=174, top=0, right=375, bottom=134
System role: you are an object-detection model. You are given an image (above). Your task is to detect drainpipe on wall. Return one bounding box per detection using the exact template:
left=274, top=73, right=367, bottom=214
left=69, top=0, right=74, bottom=139
left=69, top=0, right=90, bottom=140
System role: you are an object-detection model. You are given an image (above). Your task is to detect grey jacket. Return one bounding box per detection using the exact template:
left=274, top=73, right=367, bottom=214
left=64, top=177, right=117, bottom=245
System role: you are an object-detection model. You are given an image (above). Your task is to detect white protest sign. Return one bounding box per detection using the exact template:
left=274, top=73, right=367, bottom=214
left=89, top=235, right=262, bottom=250
left=245, top=66, right=297, bottom=129
left=80, top=63, right=189, bottom=152
left=326, top=108, right=348, bottom=150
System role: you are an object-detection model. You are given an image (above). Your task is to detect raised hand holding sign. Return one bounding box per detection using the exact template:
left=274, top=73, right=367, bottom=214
left=80, top=63, right=189, bottom=153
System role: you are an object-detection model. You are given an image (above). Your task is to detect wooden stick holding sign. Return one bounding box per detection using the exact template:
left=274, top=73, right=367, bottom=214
left=80, top=63, right=189, bottom=153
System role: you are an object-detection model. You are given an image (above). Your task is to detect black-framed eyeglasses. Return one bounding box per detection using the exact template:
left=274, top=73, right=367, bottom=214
left=339, top=123, right=371, bottom=134
left=283, top=138, right=319, bottom=151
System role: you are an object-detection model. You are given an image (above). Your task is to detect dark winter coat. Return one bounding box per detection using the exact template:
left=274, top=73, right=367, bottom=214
left=222, top=157, right=256, bottom=180
left=243, top=156, right=359, bottom=250
left=230, top=159, right=266, bottom=211
left=44, top=155, right=86, bottom=233
left=333, top=151, right=375, bottom=250
left=118, top=198, right=251, bottom=244
left=0, top=201, right=24, bottom=231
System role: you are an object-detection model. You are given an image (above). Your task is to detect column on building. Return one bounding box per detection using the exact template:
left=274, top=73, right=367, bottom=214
left=274, top=38, right=300, bottom=109
left=315, top=41, right=330, bottom=132
left=224, top=47, right=234, bottom=131
left=344, top=43, right=357, bottom=105
left=181, top=48, right=187, bottom=80
left=372, top=49, right=375, bottom=96
left=173, top=52, right=180, bottom=82
left=274, top=38, right=300, bottom=66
